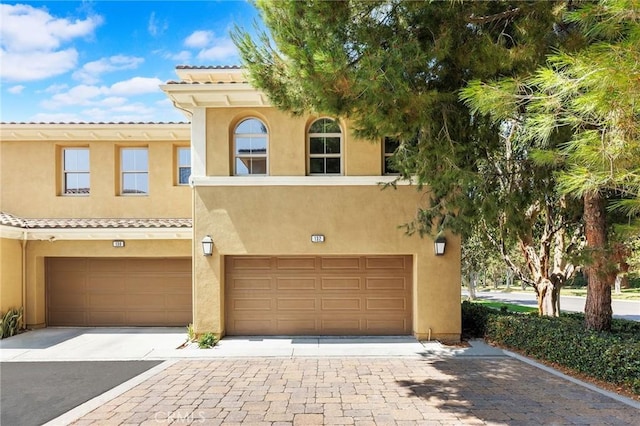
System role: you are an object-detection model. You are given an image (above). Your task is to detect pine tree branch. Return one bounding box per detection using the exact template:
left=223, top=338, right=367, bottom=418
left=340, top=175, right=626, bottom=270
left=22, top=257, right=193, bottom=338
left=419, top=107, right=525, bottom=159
left=468, top=8, right=521, bottom=25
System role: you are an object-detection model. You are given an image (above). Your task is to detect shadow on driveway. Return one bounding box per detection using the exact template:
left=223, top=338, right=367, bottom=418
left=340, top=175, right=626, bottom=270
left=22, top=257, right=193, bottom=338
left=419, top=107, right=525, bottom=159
left=0, top=361, right=161, bottom=426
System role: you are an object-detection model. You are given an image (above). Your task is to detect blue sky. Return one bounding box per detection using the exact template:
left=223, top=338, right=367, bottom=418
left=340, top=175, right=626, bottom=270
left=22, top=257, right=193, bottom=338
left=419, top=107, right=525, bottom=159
left=0, top=1, right=262, bottom=123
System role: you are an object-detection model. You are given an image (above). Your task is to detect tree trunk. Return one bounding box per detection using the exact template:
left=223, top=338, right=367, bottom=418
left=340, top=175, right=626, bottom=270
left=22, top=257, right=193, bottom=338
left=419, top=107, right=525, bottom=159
left=614, top=274, right=622, bottom=295
left=468, top=271, right=477, bottom=300
left=537, top=278, right=560, bottom=316
left=583, top=192, right=613, bottom=331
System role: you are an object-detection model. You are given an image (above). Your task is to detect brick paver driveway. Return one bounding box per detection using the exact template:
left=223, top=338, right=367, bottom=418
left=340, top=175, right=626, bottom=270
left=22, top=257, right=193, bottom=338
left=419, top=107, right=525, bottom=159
left=71, top=357, right=637, bottom=425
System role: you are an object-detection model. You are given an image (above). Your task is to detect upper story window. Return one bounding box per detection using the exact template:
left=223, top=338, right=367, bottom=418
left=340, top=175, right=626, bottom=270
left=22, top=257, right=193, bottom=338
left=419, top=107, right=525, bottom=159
left=383, top=137, right=400, bottom=175
left=121, top=147, right=148, bottom=195
left=234, top=118, right=268, bottom=175
left=308, top=118, right=342, bottom=175
left=63, top=147, right=90, bottom=195
left=177, top=147, right=191, bottom=185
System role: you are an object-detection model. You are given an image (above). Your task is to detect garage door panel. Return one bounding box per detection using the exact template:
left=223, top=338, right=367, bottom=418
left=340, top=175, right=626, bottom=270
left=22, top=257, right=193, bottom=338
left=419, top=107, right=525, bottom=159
left=322, top=319, right=362, bottom=333
left=170, top=293, right=193, bottom=309
left=277, top=318, right=317, bottom=334
left=230, top=319, right=275, bottom=334
left=49, top=311, right=85, bottom=326
left=87, top=278, right=125, bottom=293
left=126, top=294, right=166, bottom=309
left=366, top=319, right=408, bottom=333
left=88, top=312, right=126, bottom=326
left=87, top=258, right=126, bottom=272
left=276, top=298, right=316, bottom=310
left=230, top=277, right=272, bottom=290
left=365, top=256, right=407, bottom=269
left=50, top=258, right=86, bottom=272
left=276, top=257, right=316, bottom=270
left=366, top=277, right=409, bottom=290
left=229, top=256, right=272, bottom=270
left=321, top=277, right=361, bottom=290
left=366, top=298, right=406, bottom=311
left=321, top=298, right=361, bottom=311
left=49, top=271, right=86, bottom=289
left=276, top=277, right=316, bottom=290
left=233, top=298, right=272, bottom=311
left=47, top=257, right=192, bottom=327
left=320, top=256, right=361, bottom=270
left=88, top=294, right=127, bottom=309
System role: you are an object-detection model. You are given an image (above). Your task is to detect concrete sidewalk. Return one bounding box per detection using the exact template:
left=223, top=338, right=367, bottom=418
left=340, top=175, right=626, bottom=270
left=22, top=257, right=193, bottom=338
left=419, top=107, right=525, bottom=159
left=0, top=328, right=506, bottom=361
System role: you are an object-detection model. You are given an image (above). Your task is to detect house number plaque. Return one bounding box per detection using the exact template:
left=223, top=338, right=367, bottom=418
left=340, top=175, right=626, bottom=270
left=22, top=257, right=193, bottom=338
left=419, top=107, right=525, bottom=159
left=311, top=234, right=325, bottom=243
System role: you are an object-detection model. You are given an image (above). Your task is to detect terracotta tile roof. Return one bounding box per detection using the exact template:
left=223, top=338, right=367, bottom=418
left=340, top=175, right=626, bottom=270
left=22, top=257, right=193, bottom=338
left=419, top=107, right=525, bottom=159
left=176, top=65, right=242, bottom=70
left=165, top=80, right=249, bottom=85
left=0, top=212, right=192, bottom=229
left=0, top=212, right=25, bottom=227
left=0, top=121, right=188, bottom=125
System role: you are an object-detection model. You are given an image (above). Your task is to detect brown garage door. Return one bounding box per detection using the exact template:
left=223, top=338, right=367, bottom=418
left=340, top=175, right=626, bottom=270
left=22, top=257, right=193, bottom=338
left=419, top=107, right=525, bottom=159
left=47, top=258, right=192, bottom=326
left=225, top=255, right=412, bottom=335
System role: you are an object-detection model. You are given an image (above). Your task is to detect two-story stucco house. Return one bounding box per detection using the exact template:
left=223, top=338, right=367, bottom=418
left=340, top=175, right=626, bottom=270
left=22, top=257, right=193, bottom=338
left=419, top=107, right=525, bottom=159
left=0, top=66, right=461, bottom=341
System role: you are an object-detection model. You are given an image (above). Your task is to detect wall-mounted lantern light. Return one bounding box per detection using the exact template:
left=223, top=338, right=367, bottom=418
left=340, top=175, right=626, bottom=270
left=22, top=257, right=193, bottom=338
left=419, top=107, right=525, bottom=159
left=201, top=235, right=214, bottom=256
left=434, top=235, right=446, bottom=256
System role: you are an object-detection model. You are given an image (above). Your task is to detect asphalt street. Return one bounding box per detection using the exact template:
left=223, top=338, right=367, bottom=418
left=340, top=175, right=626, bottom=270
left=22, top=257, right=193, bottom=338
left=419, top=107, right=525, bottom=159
left=467, top=289, right=640, bottom=321
left=0, top=361, right=161, bottom=426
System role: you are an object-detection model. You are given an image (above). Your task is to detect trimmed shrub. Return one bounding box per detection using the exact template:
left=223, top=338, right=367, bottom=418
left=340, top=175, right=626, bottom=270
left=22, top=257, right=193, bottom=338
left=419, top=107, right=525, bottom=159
left=461, top=302, right=640, bottom=395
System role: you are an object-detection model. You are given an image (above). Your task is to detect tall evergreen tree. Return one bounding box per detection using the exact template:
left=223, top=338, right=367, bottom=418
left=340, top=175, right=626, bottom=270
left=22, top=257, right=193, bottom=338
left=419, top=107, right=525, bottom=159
left=462, top=0, right=640, bottom=330
left=233, top=1, right=583, bottom=315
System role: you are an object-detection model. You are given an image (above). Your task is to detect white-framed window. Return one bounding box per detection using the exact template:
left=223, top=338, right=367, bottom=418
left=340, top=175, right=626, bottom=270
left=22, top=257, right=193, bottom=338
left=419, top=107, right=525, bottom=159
left=121, top=147, right=148, bottom=195
left=177, top=147, right=191, bottom=185
left=383, top=137, right=400, bottom=175
left=63, top=147, right=90, bottom=195
left=234, top=118, right=268, bottom=175
left=308, top=118, right=342, bottom=175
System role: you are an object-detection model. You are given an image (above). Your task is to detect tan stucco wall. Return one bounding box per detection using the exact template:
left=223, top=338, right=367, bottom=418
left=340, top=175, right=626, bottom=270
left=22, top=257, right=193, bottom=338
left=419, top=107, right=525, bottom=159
left=22, top=239, right=191, bottom=327
left=206, top=108, right=382, bottom=177
left=0, top=237, right=23, bottom=314
left=192, top=185, right=461, bottom=341
left=1, top=139, right=191, bottom=218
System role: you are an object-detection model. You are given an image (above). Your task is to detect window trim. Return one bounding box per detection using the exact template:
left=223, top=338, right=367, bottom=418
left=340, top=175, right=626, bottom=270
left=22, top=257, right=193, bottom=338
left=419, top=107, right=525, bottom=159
left=307, top=118, right=343, bottom=176
left=233, top=117, right=269, bottom=176
left=120, top=147, right=149, bottom=196
left=62, top=147, right=90, bottom=196
left=176, top=146, right=191, bottom=186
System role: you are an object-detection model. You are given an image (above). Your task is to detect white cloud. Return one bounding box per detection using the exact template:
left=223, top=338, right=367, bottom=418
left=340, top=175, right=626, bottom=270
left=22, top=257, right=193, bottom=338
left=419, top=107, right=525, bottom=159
left=1, top=48, right=79, bottom=81
left=8, top=85, right=25, bottom=94
left=42, top=84, right=108, bottom=108
left=97, top=97, right=128, bottom=108
left=148, top=11, right=168, bottom=37
left=167, top=50, right=192, bottom=62
left=0, top=3, right=102, bottom=82
left=73, top=55, right=144, bottom=84
left=31, top=112, right=84, bottom=122
left=40, top=77, right=163, bottom=112
left=184, top=30, right=213, bottom=48
left=197, top=38, right=238, bottom=62
left=43, top=83, right=69, bottom=94
left=110, top=77, right=164, bottom=96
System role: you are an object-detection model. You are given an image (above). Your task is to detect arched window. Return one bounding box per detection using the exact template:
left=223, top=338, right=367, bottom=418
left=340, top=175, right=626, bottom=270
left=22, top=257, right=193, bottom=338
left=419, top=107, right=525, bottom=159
left=234, top=118, right=268, bottom=175
left=308, top=118, right=342, bottom=175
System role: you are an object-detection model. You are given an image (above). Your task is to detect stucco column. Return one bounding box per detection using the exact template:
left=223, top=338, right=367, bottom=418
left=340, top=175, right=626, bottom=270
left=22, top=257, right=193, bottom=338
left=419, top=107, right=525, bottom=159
left=190, top=107, right=207, bottom=179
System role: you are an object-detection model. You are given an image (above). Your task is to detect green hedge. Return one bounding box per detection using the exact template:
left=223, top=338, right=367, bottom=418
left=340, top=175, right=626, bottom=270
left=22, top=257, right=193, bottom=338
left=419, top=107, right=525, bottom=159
left=461, top=301, right=640, bottom=395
